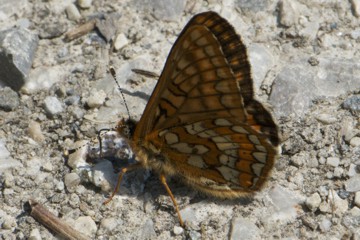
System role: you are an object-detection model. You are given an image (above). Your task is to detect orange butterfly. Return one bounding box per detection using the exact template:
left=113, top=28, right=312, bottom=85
left=105, top=11, right=279, bottom=226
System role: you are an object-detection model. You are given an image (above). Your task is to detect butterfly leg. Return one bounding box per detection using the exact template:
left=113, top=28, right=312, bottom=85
left=159, top=174, right=184, bottom=227
left=103, top=163, right=143, bottom=204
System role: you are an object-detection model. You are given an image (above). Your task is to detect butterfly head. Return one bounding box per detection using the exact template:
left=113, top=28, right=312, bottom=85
left=115, top=118, right=136, bottom=139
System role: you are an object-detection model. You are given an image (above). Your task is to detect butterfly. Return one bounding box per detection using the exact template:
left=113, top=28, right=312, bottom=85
left=105, top=11, right=280, bottom=226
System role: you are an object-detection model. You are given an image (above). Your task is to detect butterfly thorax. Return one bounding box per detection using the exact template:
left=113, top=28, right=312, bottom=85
left=116, top=118, right=175, bottom=175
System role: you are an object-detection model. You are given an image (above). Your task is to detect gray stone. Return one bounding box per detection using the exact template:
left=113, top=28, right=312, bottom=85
left=345, top=175, right=360, bottom=192
left=133, top=0, right=185, bottom=21
left=66, top=4, right=81, bottom=21
left=99, top=217, right=121, bottom=234
left=74, top=216, right=97, bottom=238
left=235, top=0, right=270, bottom=11
left=319, top=218, right=332, bottom=232
left=278, top=0, right=299, bottom=27
left=326, top=157, right=340, bottom=167
left=271, top=58, right=360, bottom=117
left=305, top=193, right=321, bottom=212
left=343, top=95, right=360, bottom=112
left=248, top=44, right=274, bottom=92
left=0, top=28, right=38, bottom=91
left=0, top=0, right=27, bottom=23
left=230, top=217, right=260, bottom=240
left=43, top=96, right=63, bottom=117
left=0, top=139, right=22, bottom=172
left=0, top=87, right=19, bottom=111
left=64, top=172, right=81, bottom=191
left=23, top=66, right=65, bottom=93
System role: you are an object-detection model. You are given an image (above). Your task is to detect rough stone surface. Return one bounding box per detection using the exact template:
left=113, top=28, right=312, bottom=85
left=0, top=27, right=38, bottom=91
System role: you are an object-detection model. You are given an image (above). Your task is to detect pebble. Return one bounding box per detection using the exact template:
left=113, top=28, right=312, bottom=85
left=345, top=175, right=360, bottom=192
left=305, top=193, right=321, bottom=212
left=319, top=218, right=332, bottom=232
left=64, top=172, right=81, bottom=191
left=55, top=180, right=65, bottom=192
left=355, top=192, right=360, bottom=207
left=173, top=226, right=184, bottom=235
left=350, top=137, right=360, bottom=147
left=333, top=167, right=344, bottom=178
left=0, top=28, right=38, bottom=91
left=28, top=120, right=45, bottom=143
left=348, top=164, right=358, bottom=177
left=328, top=190, right=348, bottom=215
left=0, top=87, right=20, bottom=111
left=77, top=0, right=92, bottom=9
left=114, top=33, right=129, bottom=50
left=278, top=0, right=298, bottom=27
left=74, top=216, right=97, bottom=237
left=315, top=113, right=337, bottom=124
left=66, top=4, right=81, bottom=21
left=29, top=228, right=41, bottom=240
left=43, top=96, right=63, bottom=117
left=86, top=90, right=106, bottom=108
left=342, top=95, right=360, bottom=111
left=100, top=217, right=120, bottom=234
left=326, top=157, right=340, bottom=167
left=350, top=206, right=360, bottom=217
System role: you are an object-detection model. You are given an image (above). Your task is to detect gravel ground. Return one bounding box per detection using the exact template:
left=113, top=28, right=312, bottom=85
left=1, top=0, right=360, bottom=239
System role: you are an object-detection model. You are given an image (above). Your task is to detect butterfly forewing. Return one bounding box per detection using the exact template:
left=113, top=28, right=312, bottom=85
left=132, top=12, right=279, bottom=197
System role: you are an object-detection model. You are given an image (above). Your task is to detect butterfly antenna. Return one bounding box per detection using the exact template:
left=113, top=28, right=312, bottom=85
left=109, top=66, right=131, bottom=120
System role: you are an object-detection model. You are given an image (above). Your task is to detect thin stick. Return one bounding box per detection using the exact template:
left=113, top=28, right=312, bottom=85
left=29, top=199, right=89, bottom=240
left=109, top=66, right=131, bottom=120
left=64, top=20, right=96, bottom=42
left=131, top=68, right=160, bottom=79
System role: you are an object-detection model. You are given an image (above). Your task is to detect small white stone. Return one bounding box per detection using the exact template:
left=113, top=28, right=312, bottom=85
left=350, top=206, right=360, bottom=217
left=77, top=0, right=92, bottom=9
left=333, top=167, right=344, bottom=178
left=100, top=217, right=120, bottom=233
left=345, top=175, right=360, bottom=192
left=350, top=137, right=360, bottom=147
left=173, top=226, right=184, bottom=235
left=29, top=228, right=42, bottom=240
left=315, top=113, right=337, bottom=124
left=56, top=180, right=65, bottom=191
left=326, top=157, right=340, bottom=167
left=305, top=193, right=321, bottom=212
left=355, top=192, right=360, bottom=207
left=86, top=90, right=106, bottom=108
left=114, top=33, right=129, bottom=50
left=74, top=216, right=97, bottom=237
left=319, top=218, right=332, bottom=232
left=66, top=4, right=81, bottom=21
left=2, top=215, right=16, bottom=229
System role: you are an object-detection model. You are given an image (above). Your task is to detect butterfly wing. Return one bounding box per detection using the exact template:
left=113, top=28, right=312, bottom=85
left=133, top=11, right=279, bottom=197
